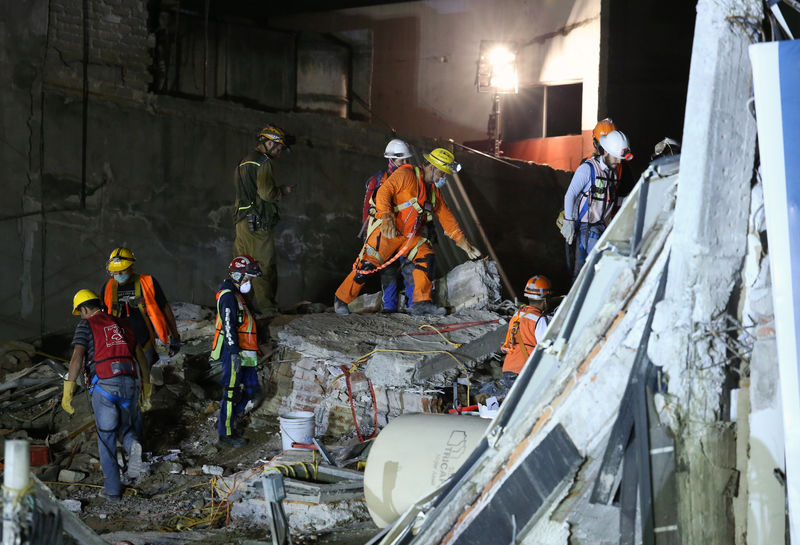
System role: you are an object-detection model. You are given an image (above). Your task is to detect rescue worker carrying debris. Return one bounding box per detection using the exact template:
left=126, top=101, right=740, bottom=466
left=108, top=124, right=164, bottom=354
left=500, top=276, right=552, bottom=388
left=560, top=129, right=633, bottom=279
left=102, top=247, right=182, bottom=367
left=233, top=124, right=295, bottom=316
left=360, top=139, right=415, bottom=313
left=334, top=148, right=481, bottom=316
left=211, top=255, right=263, bottom=448
left=62, top=289, right=152, bottom=502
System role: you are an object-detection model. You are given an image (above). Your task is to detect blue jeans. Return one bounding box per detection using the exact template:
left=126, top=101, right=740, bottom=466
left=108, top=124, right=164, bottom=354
left=573, top=224, right=605, bottom=280
left=380, top=258, right=414, bottom=311
left=91, top=375, right=139, bottom=496
left=503, top=371, right=518, bottom=390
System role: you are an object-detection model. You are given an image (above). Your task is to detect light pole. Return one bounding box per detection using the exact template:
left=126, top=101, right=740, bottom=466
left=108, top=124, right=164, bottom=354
left=477, top=41, right=518, bottom=156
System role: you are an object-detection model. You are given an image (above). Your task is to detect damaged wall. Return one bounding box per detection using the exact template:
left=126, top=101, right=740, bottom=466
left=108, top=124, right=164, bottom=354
left=0, top=0, right=571, bottom=340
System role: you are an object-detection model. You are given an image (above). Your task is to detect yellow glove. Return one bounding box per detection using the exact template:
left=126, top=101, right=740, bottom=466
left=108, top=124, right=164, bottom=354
left=61, top=380, right=76, bottom=415
left=379, top=213, right=397, bottom=239
left=140, top=382, right=153, bottom=412
left=456, top=238, right=481, bottom=260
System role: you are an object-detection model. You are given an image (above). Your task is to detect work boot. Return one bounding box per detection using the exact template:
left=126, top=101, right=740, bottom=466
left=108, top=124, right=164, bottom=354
left=408, top=301, right=447, bottom=316
left=333, top=297, right=350, bottom=315
left=126, top=440, right=146, bottom=479
left=218, top=434, right=248, bottom=448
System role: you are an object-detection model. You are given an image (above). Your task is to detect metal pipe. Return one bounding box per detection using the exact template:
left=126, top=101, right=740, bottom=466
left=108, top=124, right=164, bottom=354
left=448, top=139, right=520, bottom=169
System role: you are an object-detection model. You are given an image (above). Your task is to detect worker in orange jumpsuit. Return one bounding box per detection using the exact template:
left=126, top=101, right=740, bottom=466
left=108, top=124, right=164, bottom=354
left=500, top=275, right=553, bottom=388
left=334, top=148, right=481, bottom=316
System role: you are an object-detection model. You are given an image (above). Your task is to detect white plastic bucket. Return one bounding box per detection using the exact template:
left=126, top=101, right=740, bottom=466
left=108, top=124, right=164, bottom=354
left=279, top=411, right=315, bottom=450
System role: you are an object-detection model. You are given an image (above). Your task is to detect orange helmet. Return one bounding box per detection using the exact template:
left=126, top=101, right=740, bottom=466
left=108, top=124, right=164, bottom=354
left=592, top=118, right=616, bottom=142
left=523, top=275, right=552, bottom=300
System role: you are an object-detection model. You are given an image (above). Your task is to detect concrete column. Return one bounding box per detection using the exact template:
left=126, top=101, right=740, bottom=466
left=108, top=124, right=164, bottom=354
left=647, top=0, right=762, bottom=543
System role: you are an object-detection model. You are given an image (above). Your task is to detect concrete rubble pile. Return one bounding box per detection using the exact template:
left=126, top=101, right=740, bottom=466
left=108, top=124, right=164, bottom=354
left=262, top=260, right=507, bottom=439
left=0, top=259, right=509, bottom=543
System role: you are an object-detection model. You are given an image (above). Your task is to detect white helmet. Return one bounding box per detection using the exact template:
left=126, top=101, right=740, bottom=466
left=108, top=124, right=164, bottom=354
left=384, top=139, right=412, bottom=159
left=598, top=130, right=633, bottom=161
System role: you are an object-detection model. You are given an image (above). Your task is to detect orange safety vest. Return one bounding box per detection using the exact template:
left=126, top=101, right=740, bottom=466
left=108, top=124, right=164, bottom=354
left=104, top=274, right=170, bottom=344
left=501, top=306, right=543, bottom=375
left=211, top=288, right=258, bottom=359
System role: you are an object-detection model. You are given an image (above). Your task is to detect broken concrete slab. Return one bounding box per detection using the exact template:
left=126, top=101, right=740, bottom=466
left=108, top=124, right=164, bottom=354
left=58, top=469, right=85, bottom=483
left=436, top=259, right=502, bottom=312
left=271, top=309, right=504, bottom=438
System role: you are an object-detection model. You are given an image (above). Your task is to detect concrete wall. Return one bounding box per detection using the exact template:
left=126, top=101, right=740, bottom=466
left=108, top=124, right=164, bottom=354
left=270, top=0, right=602, bottom=142
left=0, top=0, right=575, bottom=341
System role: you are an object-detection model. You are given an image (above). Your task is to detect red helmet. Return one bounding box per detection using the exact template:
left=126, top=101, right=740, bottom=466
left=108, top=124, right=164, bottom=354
left=229, top=255, right=262, bottom=282
left=523, top=275, right=552, bottom=300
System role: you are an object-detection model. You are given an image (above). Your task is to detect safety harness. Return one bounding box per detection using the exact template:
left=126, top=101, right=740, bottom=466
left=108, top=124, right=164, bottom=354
left=353, top=165, right=435, bottom=275
left=502, top=307, right=543, bottom=359
left=104, top=275, right=170, bottom=346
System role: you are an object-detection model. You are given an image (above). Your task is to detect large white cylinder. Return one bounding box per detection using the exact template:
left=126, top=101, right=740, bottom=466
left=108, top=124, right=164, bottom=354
left=363, top=414, right=489, bottom=528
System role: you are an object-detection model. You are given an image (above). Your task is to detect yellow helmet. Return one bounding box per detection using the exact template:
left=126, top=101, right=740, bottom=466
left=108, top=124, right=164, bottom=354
left=72, top=289, right=100, bottom=315
left=424, top=148, right=462, bottom=175
left=258, top=124, right=289, bottom=147
left=107, top=247, right=136, bottom=273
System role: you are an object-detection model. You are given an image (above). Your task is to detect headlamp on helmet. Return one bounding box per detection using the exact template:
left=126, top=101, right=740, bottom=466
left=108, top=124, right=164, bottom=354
left=424, top=148, right=462, bottom=175
left=107, top=247, right=136, bottom=273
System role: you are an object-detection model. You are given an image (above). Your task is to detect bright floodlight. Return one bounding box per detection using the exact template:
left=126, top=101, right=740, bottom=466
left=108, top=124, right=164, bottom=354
left=477, top=41, right=518, bottom=94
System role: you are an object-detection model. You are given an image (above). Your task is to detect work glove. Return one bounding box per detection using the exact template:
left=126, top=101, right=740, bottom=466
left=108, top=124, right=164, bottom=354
left=560, top=219, right=575, bottom=245
left=456, top=238, right=481, bottom=260
left=168, top=337, right=182, bottom=357
left=140, top=382, right=153, bottom=413
left=379, top=213, right=397, bottom=239
left=231, top=353, right=242, bottom=374
left=61, top=380, right=76, bottom=415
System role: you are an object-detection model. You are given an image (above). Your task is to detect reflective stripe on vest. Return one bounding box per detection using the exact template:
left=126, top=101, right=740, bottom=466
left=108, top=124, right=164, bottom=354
left=86, top=312, right=138, bottom=380
left=211, top=289, right=258, bottom=360
left=104, top=274, right=170, bottom=344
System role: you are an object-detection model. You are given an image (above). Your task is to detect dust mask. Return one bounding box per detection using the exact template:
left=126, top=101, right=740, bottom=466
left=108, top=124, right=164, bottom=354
left=113, top=273, right=130, bottom=283
left=239, top=280, right=252, bottom=293
left=434, top=176, right=447, bottom=188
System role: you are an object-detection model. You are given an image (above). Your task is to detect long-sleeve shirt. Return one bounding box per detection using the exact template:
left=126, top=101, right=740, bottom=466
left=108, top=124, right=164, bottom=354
left=216, top=279, right=241, bottom=355
left=233, top=150, right=282, bottom=225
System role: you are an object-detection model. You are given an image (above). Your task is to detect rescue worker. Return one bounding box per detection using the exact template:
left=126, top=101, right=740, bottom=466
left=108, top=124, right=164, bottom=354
left=102, top=247, right=182, bottom=367
left=61, top=289, right=152, bottom=502
left=233, top=124, right=294, bottom=315
left=211, top=255, right=263, bottom=448
left=334, top=148, right=481, bottom=316
left=560, top=130, right=633, bottom=279
left=500, top=276, right=552, bottom=388
left=360, top=139, right=415, bottom=312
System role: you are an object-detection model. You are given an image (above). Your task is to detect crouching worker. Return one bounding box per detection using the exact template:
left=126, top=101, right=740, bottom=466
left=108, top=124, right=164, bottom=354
left=211, top=255, right=263, bottom=448
left=334, top=147, right=481, bottom=316
left=62, top=289, right=152, bottom=502
left=500, top=276, right=552, bottom=389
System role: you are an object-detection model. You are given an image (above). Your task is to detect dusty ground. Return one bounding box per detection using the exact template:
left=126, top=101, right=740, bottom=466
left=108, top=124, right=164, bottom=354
left=0, top=330, right=381, bottom=545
